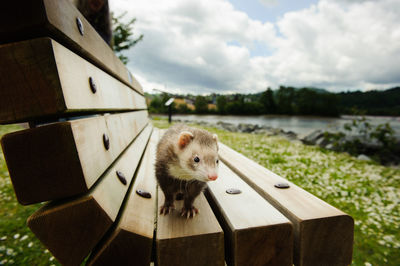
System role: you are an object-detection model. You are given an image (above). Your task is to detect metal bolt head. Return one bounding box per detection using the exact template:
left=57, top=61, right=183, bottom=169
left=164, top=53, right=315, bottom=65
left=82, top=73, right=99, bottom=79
left=226, top=188, right=242, bottom=194
left=76, top=17, right=84, bottom=35
left=89, top=77, right=97, bottom=93
left=103, top=133, right=110, bottom=150
left=136, top=189, right=151, bottom=198
left=116, top=171, right=127, bottom=185
left=274, top=182, right=290, bottom=189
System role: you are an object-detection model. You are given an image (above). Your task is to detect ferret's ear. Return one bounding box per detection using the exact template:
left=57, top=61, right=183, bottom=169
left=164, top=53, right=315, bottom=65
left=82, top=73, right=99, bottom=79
left=213, top=134, right=219, bottom=151
left=178, top=131, right=194, bottom=149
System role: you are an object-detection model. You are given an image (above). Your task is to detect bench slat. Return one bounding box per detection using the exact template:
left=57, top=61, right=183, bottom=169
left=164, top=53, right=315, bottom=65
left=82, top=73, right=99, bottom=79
left=218, top=143, right=354, bottom=266
left=205, top=162, right=293, bottom=266
left=0, top=38, right=146, bottom=124
left=87, top=129, right=159, bottom=266
left=0, top=0, right=142, bottom=95
left=156, top=190, right=224, bottom=266
left=27, top=125, right=153, bottom=265
left=1, top=110, right=148, bottom=204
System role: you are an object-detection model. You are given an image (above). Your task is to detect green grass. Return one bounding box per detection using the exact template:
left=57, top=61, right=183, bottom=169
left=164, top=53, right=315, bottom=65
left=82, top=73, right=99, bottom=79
left=152, top=118, right=400, bottom=266
left=0, top=125, right=59, bottom=265
left=0, top=119, right=399, bottom=265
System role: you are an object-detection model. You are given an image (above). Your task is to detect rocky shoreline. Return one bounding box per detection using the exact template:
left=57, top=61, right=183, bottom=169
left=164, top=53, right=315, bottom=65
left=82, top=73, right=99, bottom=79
left=176, top=119, right=300, bottom=139
left=174, top=119, right=400, bottom=166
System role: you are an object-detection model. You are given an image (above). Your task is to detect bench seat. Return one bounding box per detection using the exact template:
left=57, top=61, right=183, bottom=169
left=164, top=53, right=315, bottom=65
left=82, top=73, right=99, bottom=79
left=0, top=1, right=354, bottom=265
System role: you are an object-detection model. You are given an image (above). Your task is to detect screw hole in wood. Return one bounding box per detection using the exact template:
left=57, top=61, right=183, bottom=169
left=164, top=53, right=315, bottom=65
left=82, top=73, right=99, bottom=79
left=226, top=188, right=241, bottom=194
left=103, top=133, right=110, bottom=150
left=89, top=77, right=97, bottom=93
left=76, top=17, right=84, bottom=35
left=274, top=182, right=290, bottom=189
left=136, top=189, right=151, bottom=198
left=116, top=171, right=127, bottom=185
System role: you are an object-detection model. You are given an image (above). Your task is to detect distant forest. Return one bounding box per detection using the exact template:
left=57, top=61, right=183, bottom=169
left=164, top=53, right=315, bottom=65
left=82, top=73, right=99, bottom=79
left=146, top=86, right=400, bottom=117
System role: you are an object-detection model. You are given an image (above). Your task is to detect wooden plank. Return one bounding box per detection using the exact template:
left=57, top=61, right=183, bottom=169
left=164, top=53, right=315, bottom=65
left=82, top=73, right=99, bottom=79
left=0, top=0, right=143, bottom=95
left=0, top=38, right=146, bottom=124
left=1, top=110, right=148, bottom=205
left=27, top=125, right=153, bottom=266
left=156, top=190, right=224, bottom=266
left=205, top=162, right=293, bottom=266
left=87, top=129, right=159, bottom=266
left=218, top=143, right=354, bottom=266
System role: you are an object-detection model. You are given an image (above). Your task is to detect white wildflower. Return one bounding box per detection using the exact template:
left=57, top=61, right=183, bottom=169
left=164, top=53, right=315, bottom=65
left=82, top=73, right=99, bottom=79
left=27, top=242, right=33, bottom=248
left=6, top=248, right=13, bottom=256
left=0, top=237, right=6, bottom=241
left=19, top=235, right=28, bottom=241
left=12, top=234, right=19, bottom=239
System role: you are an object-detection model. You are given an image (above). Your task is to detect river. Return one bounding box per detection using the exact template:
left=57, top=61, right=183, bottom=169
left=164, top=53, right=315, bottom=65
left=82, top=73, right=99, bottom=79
left=154, top=114, right=400, bottom=137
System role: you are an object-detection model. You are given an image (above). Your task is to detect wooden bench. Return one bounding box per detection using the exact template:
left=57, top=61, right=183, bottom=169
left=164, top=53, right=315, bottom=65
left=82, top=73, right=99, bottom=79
left=0, top=1, right=354, bottom=265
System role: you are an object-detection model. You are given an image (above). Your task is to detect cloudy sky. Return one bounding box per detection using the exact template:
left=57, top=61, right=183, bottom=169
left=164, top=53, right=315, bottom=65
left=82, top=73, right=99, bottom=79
left=110, top=0, right=400, bottom=94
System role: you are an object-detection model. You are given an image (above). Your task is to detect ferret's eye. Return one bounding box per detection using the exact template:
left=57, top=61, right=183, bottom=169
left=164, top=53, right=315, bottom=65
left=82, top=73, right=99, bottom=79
left=194, top=156, right=200, bottom=163
left=216, top=159, right=219, bottom=164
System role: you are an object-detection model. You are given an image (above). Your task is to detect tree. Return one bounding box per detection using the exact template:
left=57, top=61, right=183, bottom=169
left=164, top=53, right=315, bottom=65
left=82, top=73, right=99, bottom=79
left=194, top=96, right=208, bottom=114
left=112, top=12, right=143, bottom=64
left=276, top=86, right=295, bottom=114
left=295, top=88, right=316, bottom=115
left=177, top=103, right=191, bottom=114
left=216, top=95, right=227, bottom=114
left=259, top=87, right=276, bottom=114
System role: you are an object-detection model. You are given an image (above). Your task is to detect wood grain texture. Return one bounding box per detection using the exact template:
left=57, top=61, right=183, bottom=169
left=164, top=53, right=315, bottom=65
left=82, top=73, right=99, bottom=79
left=0, top=38, right=146, bottom=124
left=156, top=190, right=224, bottom=266
left=205, top=162, right=293, bottom=266
left=1, top=110, right=148, bottom=205
left=218, top=143, right=354, bottom=266
left=27, top=125, right=153, bottom=265
left=0, top=0, right=142, bottom=94
left=87, top=129, right=160, bottom=266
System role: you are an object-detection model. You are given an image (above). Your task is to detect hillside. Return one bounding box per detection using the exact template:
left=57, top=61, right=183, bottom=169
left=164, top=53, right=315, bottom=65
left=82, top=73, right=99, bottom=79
left=147, top=86, right=400, bottom=116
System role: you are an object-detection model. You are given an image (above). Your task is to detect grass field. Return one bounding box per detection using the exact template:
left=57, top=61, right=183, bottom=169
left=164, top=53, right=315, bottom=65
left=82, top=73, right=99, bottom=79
left=0, top=125, right=58, bottom=265
left=152, top=118, right=400, bottom=266
left=0, top=119, right=399, bottom=265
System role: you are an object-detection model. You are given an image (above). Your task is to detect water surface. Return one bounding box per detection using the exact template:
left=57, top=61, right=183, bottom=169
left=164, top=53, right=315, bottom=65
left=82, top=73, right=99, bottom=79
left=155, top=114, right=400, bottom=137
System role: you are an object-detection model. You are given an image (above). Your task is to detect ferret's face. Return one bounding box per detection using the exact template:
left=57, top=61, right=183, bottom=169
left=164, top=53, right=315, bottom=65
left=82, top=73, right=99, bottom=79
left=171, top=130, right=219, bottom=182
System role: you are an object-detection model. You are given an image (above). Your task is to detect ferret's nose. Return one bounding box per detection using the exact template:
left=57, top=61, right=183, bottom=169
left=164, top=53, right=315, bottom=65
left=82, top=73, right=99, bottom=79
left=208, top=174, right=218, bottom=181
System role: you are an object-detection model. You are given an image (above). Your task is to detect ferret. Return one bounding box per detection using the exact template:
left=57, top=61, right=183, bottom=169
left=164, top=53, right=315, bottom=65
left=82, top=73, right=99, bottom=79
left=155, top=124, right=219, bottom=218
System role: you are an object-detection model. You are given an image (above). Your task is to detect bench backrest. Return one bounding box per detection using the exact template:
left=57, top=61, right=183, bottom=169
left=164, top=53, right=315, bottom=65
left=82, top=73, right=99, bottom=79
left=0, top=0, right=153, bottom=264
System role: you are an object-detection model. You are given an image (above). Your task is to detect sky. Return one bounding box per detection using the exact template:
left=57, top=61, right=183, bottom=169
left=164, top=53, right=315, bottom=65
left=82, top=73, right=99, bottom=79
left=110, top=0, right=400, bottom=94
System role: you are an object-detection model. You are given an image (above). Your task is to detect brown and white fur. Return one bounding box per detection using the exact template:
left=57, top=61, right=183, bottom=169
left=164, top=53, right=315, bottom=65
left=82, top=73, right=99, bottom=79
left=155, top=124, right=219, bottom=218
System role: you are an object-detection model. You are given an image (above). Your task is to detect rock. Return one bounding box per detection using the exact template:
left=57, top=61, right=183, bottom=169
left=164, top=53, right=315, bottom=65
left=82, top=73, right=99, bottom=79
left=357, top=154, right=371, bottom=161
left=315, top=136, right=325, bottom=146
left=283, top=131, right=298, bottom=140
left=325, top=144, right=333, bottom=150
left=216, top=121, right=237, bottom=132
left=238, top=123, right=258, bottom=133
left=253, top=129, right=274, bottom=135
left=302, top=130, right=324, bottom=145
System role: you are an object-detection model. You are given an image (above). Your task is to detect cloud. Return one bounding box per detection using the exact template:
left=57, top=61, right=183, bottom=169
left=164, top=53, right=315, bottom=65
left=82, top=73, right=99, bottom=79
left=111, top=0, right=400, bottom=93
left=258, top=0, right=278, bottom=8
left=266, top=0, right=400, bottom=91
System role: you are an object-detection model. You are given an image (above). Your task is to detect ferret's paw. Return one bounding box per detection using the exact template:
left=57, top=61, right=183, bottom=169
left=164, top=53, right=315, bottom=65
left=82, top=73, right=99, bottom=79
left=180, top=206, right=199, bottom=219
left=160, top=204, right=175, bottom=215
